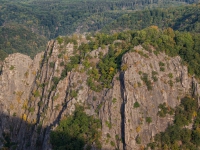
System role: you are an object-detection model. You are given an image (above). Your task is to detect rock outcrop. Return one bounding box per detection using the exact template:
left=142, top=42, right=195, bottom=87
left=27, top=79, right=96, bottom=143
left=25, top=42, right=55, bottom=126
left=0, top=39, right=199, bottom=150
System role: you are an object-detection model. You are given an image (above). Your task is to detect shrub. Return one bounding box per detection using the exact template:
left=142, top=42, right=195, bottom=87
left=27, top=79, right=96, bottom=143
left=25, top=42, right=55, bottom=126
left=160, top=67, right=165, bottom=71
left=152, top=71, right=158, bottom=82
left=141, top=73, right=152, bottom=90
left=168, top=80, right=173, bottom=87
left=136, top=135, right=141, bottom=144
left=57, top=36, right=64, bottom=44
left=58, top=53, right=63, bottom=58
left=153, top=51, right=159, bottom=56
left=37, top=124, right=42, bottom=134
left=28, top=107, right=35, bottom=113
left=60, top=61, right=64, bottom=66
left=138, top=71, right=143, bottom=75
left=13, top=112, right=17, bottom=117
left=106, top=121, right=112, bottom=129
left=49, top=62, right=55, bottom=68
left=106, top=133, right=111, bottom=138
left=53, top=94, right=59, bottom=101
left=93, top=96, right=97, bottom=101
left=134, top=102, right=140, bottom=108
left=176, top=77, right=180, bottom=82
left=152, top=75, right=158, bottom=82
left=121, top=64, right=128, bottom=71
left=55, top=104, right=60, bottom=110
left=110, top=141, right=115, bottom=147
left=159, top=62, right=165, bottom=66
left=9, top=65, right=14, bottom=70
left=33, top=90, right=40, bottom=97
left=157, top=103, right=174, bottom=117
left=136, top=126, right=141, bottom=133
left=115, top=134, right=120, bottom=140
left=38, top=101, right=44, bottom=107
left=138, top=51, right=149, bottom=58
left=138, top=82, right=142, bottom=87
left=95, top=103, right=103, bottom=113
left=22, top=114, right=27, bottom=121
left=152, top=71, right=158, bottom=76
left=168, top=73, right=173, bottom=78
left=52, top=77, right=60, bottom=85
left=24, top=71, right=29, bottom=78
left=146, top=117, right=152, bottom=124
left=112, top=98, right=117, bottom=103
left=70, top=90, right=78, bottom=98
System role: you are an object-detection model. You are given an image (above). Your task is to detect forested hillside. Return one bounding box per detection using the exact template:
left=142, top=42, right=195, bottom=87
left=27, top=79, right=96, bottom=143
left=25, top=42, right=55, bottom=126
left=102, top=3, right=200, bottom=33
left=0, top=25, right=47, bottom=60
left=0, top=0, right=199, bottom=60
left=2, top=0, right=195, bottom=38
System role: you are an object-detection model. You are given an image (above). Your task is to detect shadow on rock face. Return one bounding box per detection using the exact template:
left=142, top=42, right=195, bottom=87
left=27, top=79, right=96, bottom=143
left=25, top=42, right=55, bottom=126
left=0, top=112, right=87, bottom=150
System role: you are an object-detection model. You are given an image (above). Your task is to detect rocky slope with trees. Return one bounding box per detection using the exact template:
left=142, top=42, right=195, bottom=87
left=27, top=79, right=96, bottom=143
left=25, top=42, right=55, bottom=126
left=1, top=27, right=200, bottom=149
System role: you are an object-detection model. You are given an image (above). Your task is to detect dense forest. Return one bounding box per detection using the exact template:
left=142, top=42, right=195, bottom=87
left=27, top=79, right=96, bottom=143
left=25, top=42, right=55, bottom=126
left=0, top=0, right=199, bottom=60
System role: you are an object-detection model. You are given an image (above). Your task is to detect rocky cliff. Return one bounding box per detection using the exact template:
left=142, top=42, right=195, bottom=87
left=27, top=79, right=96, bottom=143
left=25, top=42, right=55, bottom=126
left=0, top=36, right=199, bottom=150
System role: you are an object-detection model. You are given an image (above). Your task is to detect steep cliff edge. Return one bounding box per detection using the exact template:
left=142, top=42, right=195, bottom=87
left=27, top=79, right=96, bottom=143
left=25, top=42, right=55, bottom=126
left=0, top=36, right=200, bottom=150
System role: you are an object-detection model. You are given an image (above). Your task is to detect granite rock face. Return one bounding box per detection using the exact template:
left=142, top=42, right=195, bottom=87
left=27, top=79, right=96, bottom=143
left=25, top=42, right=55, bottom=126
left=0, top=40, right=199, bottom=150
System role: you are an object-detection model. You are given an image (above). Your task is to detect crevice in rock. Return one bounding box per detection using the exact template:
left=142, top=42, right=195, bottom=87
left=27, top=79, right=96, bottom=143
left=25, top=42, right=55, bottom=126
left=41, top=72, right=75, bottom=149
left=191, top=77, right=200, bottom=107
left=34, top=41, right=54, bottom=124
left=20, top=41, right=56, bottom=149
left=119, top=72, right=126, bottom=150
left=0, top=65, right=2, bottom=75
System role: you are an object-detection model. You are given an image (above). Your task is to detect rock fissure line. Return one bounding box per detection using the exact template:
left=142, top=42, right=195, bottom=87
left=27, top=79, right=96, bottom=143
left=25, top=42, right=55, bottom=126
left=119, top=72, right=126, bottom=150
